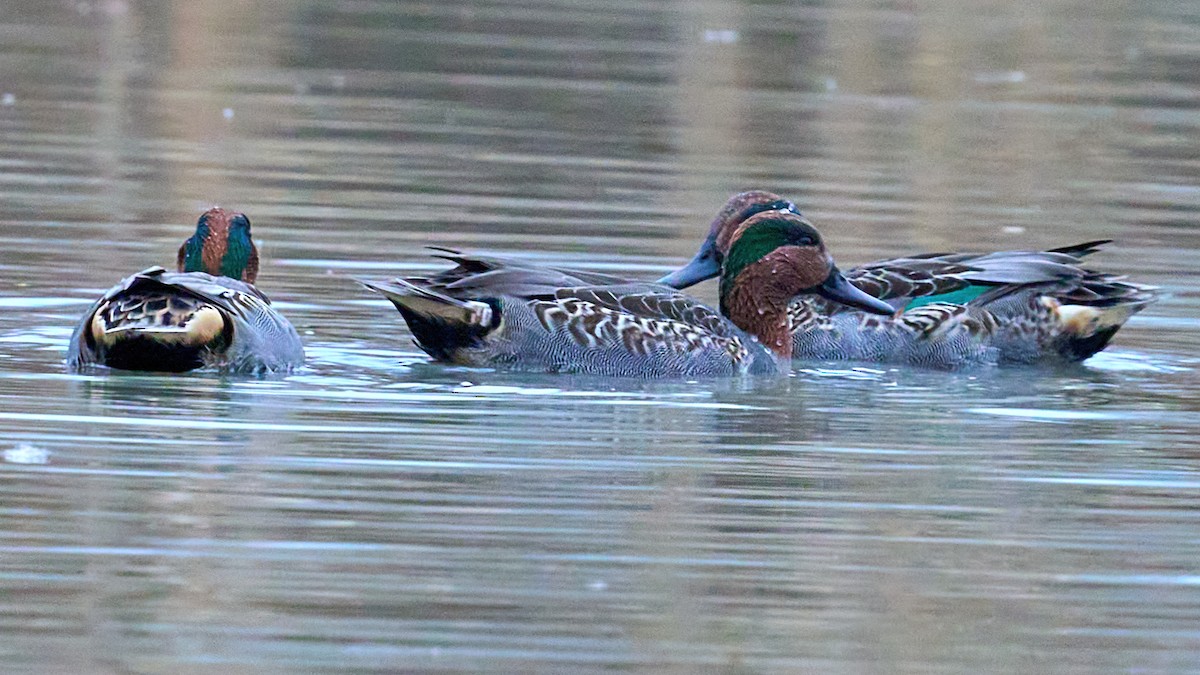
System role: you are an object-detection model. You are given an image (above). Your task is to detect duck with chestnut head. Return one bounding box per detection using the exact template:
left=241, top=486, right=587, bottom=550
left=67, top=208, right=304, bottom=374
left=659, top=191, right=1157, bottom=367
left=360, top=211, right=891, bottom=377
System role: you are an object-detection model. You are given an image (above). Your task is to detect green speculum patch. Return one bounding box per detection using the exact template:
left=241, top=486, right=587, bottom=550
left=904, top=285, right=990, bottom=310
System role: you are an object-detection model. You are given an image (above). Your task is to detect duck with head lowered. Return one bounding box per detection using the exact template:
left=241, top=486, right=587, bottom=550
left=361, top=210, right=892, bottom=378
left=67, top=208, right=304, bottom=374
left=658, top=191, right=1157, bottom=367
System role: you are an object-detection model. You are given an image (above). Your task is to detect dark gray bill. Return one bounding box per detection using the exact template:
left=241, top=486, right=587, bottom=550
left=657, top=235, right=720, bottom=289
left=816, top=267, right=895, bottom=315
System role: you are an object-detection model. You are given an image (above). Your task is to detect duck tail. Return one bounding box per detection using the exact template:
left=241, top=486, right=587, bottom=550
left=1048, top=278, right=1159, bottom=361
left=359, top=278, right=499, bottom=360
left=1045, top=239, right=1113, bottom=258
left=87, top=294, right=230, bottom=371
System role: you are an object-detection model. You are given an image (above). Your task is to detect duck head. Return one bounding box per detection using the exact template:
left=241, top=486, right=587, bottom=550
left=657, top=191, right=798, bottom=288
left=718, top=211, right=894, bottom=359
left=176, top=207, right=259, bottom=283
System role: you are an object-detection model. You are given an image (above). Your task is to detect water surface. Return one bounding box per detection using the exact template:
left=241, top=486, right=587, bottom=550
left=2, top=0, right=1199, bottom=672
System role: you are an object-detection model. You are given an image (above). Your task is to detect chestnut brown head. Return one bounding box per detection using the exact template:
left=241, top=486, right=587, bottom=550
left=176, top=207, right=259, bottom=283
left=657, top=190, right=798, bottom=289
left=718, top=211, right=893, bottom=317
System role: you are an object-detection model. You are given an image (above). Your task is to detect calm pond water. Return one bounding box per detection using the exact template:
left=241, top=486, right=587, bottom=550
left=2, top=0, right=1199, bottom=672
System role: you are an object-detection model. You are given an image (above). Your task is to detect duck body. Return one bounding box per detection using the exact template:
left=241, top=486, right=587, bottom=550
left=66, top=208, right=304, bottom=375
left=659, top=192, right=1158, bottom=368
left=363, top=213, right=893, bottom=378
left=786, top=241, right=1156, bottom=367
left=362, top=251, right=784, bottom=378
left=67, top=267, right=304, bottom=374
left=789, top=300, right=1000, bottom=368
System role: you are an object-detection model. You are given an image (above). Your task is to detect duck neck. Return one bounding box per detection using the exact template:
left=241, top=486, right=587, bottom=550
left=721, top=271, right=794, bottom=362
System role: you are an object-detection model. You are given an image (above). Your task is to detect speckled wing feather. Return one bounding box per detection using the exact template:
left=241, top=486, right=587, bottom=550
left=843, top=262, right=974, bottom=303
left=838, top=242, right=1123, bottom=310
left=791, top=297, right=993, bottom=338
left=885, top=303, right=997, bottom=340
left=559, top=286, right=738, bottom=337
left=530, top=285, right=750, bottom=361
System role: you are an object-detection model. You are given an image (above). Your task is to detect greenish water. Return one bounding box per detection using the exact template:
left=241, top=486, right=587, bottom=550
left=1, top=0, right=1199, bottom=672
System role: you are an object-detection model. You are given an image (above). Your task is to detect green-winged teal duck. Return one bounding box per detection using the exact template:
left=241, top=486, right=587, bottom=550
left=659, top=191, right=1158, bottom=367
left=67, top=208, right=304, bottom=374
left=361, top=211, right=892, bottom=377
